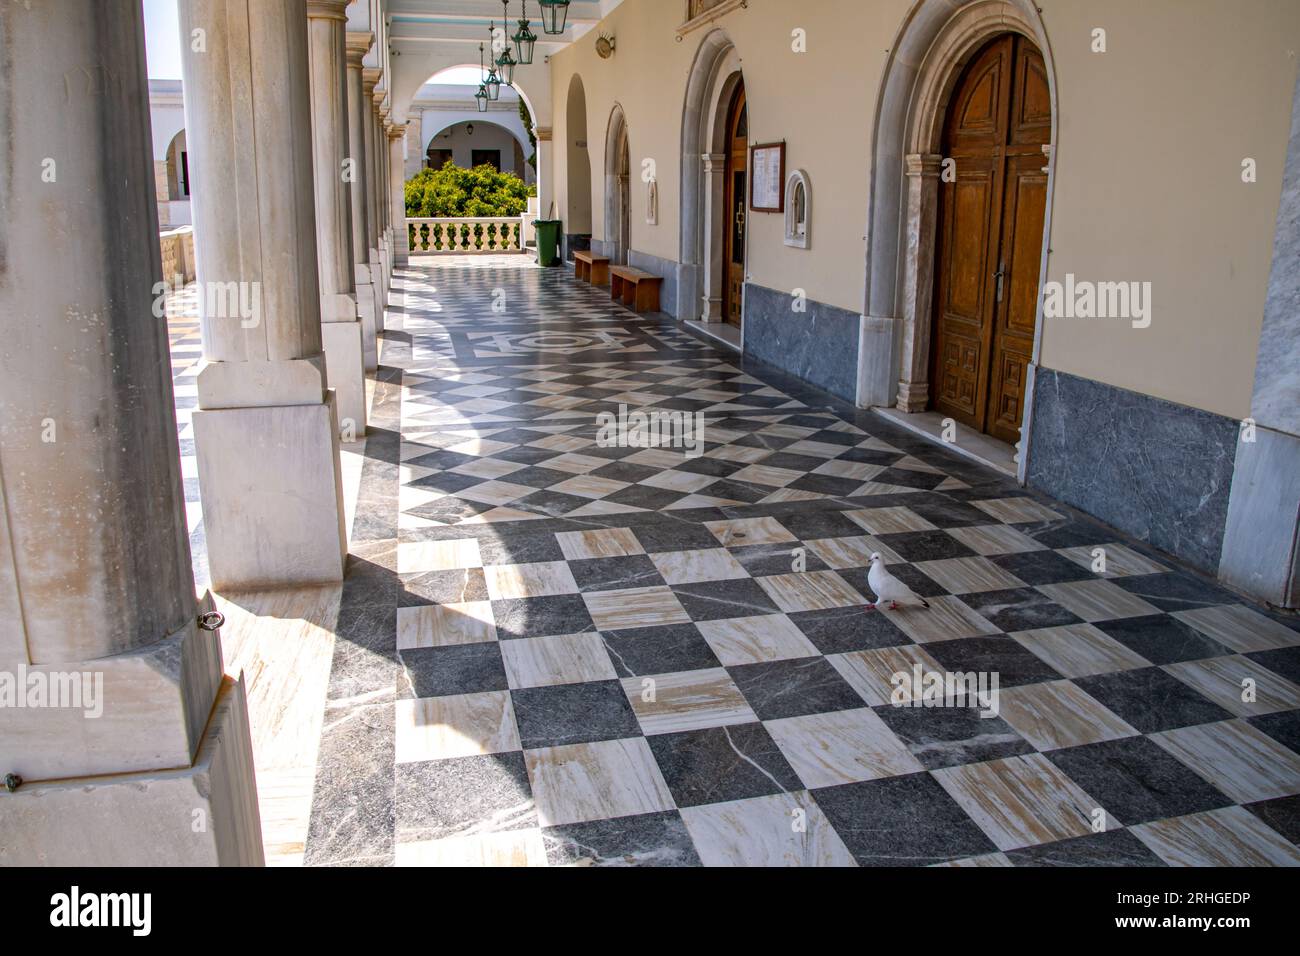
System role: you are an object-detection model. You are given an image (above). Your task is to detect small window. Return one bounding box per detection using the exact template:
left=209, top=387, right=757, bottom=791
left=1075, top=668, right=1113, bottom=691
left=784, top=169, right=811, bottom=249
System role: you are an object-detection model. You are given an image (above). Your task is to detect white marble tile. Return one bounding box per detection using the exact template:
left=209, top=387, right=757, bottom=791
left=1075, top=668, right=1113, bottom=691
left=501, top=633, right=618, bottom=689
left=394, top=830, right=549, bottom=867
left=1009, top=623, right=1149, bottom=677
left=1164, top=656, right=1300, bottom=717
left=705, top=516, right=797, bottom=547
left=557, top=527, right=645, bottom=560
left=397, top=601, right=496, bottom=649
left=757, top=571, right=866, bottom=612
left=1131, top=806, right=1300, bottom=867
left=1173, top=603, right=1300, bottom=653
left=844, top=507, right=937, bottom=535
left=1150, top=719, right=1300, bottom=803
left=696, top=614, right=820, bottom=665
left=397, top=538, right=482, bottom=574
left=650, top=548, right=749, bottom=584
left=681, top=792, right=857, bottom=867
left=525, top=738, right=674, bottom=827
left=584, top=586, right=691, bottom=630
left=946, top=524, right=1048, bottom=555
left=622, top=667, right=756, bottom=734
left=766, top=707, right=924, bottom=787
left=485, top=561, right=579, bottom=600
left=913, top=556, right=1026, bottom=594
left=395, top=692, right=520, bottom=764
left=886, top=595, right=1003, bottom=643
left=997, top=680, right=1138, bottom=750
left=1036, top=579, right=1162, bottom=622
left=827, top=645, right=946, bottom=706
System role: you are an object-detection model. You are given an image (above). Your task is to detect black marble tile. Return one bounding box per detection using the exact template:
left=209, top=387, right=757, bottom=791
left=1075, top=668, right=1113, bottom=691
left=399, top=568, right=490, bottom=606
left=400, top=643, right=508, bottom=699
left=570, top=554, right=666, bottom=592
left=409, top=470, right=486, bottom=495
left=873, top=704, right=1034, bottom=770
left=672, top=578, right=782, bottom=621
left=925, top=637, right=1064, bottom=688
left=876, top=530, right=978, bottom=562
left=1095, top=614, right=1232, bottom=665
left=1247, top=646, right=1300, bottom=686
left=1074, top=667, right=1233, bottom=733
left=406, top=449, right=477, bottom=471
left=304, top=702, right=396, bottom=867
left=590, top=460, right=664, bottom=483
left=511, top=680, right=642, bottom=749
left=647, top=723, right=801, bottom=808
left=395, top=753, right=536, bottom=841
left=789, top=605, right=912, bottom=654
left=763, top=452, right=833, bottom=473
left=1005, top=830, right=1167, bottom=867
left=730, top=542, right=831, bottom=577
left=728, top=657, right=865, bottom=720
left=490, top=445, right=565, bottom=465
left=1111, top=571, right=1244, bottom=613
left=491, top=594, right=594, bottom=640
left=515, top=489, right=594, bottom=516
left=475, top=531, right=566, bottom=566
left=1046, top=736, right=1232, bottom=826
left=604, top=484, right=689, bottom=510
left=960, top=587, right=1083, bottom=631
left=813, top=773, right=999, bottom=866
left=1244, top=795, right=1300, bottom=846
left=907, top=498, right=1002, bottom=528
left=696, top=478, right=772, bottom=504
left=991, top=549, right=1096, bottom=585
left=1248, top=710, right=1300, bottom=756
left=775, top=510, right=866, bottom=540
left=632, top=520, right=722, bottom=553
left=600, top=623, right=721, bottom=678
left=542, top=811, right=703, bottom=867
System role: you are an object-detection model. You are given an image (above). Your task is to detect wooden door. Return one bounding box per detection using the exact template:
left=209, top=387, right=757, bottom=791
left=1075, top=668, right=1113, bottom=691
left=722, top=84, right=747, bottom=328
left=930, top=34, right=1050, bottom=444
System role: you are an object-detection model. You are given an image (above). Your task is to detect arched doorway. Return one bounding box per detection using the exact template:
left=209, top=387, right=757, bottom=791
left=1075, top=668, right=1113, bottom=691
left=929, top=33, right=1049, bottom=443
left=566, top=75, right=592, bottom=259
left=722, top=83, right=747, bottom=327
left=604, top=105, right=631, bottom=265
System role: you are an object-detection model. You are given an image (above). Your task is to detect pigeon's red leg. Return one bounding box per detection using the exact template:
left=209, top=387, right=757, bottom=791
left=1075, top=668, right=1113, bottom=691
left=889, top=601, right=899, bottom=611
left=863, top=602, right=877, bottom=612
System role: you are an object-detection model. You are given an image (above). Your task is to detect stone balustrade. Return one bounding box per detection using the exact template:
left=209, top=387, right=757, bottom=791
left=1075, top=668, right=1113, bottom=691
left=408, top=216, right=526, bottom=254
left=159, top=225, right=196, bottom=284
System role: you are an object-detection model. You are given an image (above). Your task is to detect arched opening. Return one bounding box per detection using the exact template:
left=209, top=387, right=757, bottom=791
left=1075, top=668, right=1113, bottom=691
left=679, top=29, right=745, bottom=325
left=604, top=104, right=631, bottom=266
left=423, top=119, right=535, bottom=184
left=862, top=0, right=1058, bottom=458
left=929, top=32, right=1050, bottom=444
left=166, top=128, right=189, bottom=200
left=565, top=74, right=592, bottom=260
left=721, top=83, right=747, bottom=328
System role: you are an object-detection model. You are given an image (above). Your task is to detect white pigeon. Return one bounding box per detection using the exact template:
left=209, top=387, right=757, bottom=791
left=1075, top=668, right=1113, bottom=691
left=865, top=552, right=930, bottom=611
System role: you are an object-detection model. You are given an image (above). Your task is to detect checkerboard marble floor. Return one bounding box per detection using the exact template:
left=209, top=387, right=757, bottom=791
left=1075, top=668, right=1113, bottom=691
left=164, top=283, right=208, bottom=590
left=302, top=256, right=1300, bottom=867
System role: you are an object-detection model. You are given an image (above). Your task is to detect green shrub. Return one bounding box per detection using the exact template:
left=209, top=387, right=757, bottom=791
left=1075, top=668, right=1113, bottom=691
left=405, top=161, right=537, bottom=218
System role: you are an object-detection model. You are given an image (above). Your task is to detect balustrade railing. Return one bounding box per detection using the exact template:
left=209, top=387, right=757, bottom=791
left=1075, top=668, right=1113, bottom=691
left=407, top=217, right=526, bottom=254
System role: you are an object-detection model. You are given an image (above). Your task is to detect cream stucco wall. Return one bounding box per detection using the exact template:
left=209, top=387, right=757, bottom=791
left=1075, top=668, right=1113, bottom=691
left=549, top=0, right=1298, bottom=419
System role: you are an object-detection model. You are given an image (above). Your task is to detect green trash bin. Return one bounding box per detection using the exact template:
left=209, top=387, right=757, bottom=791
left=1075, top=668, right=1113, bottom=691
left=535, top=219, right=562, bottom=267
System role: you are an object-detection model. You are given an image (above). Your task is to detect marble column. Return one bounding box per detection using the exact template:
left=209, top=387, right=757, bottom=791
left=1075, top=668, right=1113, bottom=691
left=1219, top=69, right=1300, bottom=609
left=180, top=0, right=348, bottom=589
left=896, top=153, right=943, bottom=412
left=306, top=0, right=367, bottom=436
left=373, top=90, right=392, bottom=298
left=348, top=35, right=382, bottom=358
left=537, top=125, right=555, bottom=231
left=700, top=152, right=727, bottom=321
left=388, top=122, right=410, bottom=265
left=362, top=70, right=387, bottom=316
left=0, top=0, right=261, bottom=865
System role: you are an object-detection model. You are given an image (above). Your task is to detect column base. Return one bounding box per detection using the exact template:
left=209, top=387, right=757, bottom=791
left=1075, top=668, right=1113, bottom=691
left=193, top=395, right=348, bottom=590
left=355, top=276, right=379, bottom=372
left=369, top=249, right=385, bottom=332
left=896, top=380, right=930, bottom=413
left=0, top=676, right=264, bottom=866
left=1219, top=424, right=1300, bottom=608
left=322, top=320, right=368, bottom=436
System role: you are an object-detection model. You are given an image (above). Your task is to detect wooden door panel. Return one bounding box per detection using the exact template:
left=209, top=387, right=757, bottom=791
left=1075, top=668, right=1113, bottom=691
left=723, top=85, right=746, bottom=328
left=942, top=168, right=996, bottom=323
left=1008, top=41, right=1052, bottom=147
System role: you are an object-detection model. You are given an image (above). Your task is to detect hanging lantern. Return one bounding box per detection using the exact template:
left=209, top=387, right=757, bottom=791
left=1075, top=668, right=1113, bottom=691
left=476, top=42, right=490, bottom=112
left=537, top=0, right=570, bottom=36
left=485, top=67, right=501, bottom=100
left=495, top=2, right=517, bottom=83
left=513, top=0, right=538, bottom=65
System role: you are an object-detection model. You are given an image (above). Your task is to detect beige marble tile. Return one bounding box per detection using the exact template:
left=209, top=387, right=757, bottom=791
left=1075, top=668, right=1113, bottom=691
left=972, top=497, right=1064, bottom=524
left=540, top=452, right=609, bottom=475
left=638, top=468, right=720, bottom=493
left=931, top=853, right=1014, bottom=867
left=844, top=506, right=937, bottom=535
left=728, top=463, right=805, bottom=487
left=650, top=547, right=749, bottom=584
left=444, top=437, right=516, bottom=458
left=706, top=443, right=771, bottom=464
left=394, top=830, right=549, bottom=867
left=696, top=614, right=820, bottom=665
left=525, top=738, right=674, bottom=827
left=1150, top=718, right=1300, bottom=803
left=584, top=586, right=691, bottom=631
left=527, top=433, right=590, bottom=452
left=1131, top=806, right=1300, bottom=867
left=456, top=480, right=537, bottom=506
left=397, top=601, right=496, bottom=649
left=557, top=526, right=645, bottom=560
left=625, top=447, right=693, bottom=469
left=1009, top=623, right=1149, bottom=678
left=827, top=645, right=945, bottom=706
left=1164, top=656, right=1300, bottom=717
left=447, top=457, right=525, bottom=480
left=812, top=459, right=885, bottom=481
left=758, top=570, right=866, bottom=612
left=397, top=538, right=482, bottom=574
left=395, top=692, right=520, bottom=764
left=622, top=667, right=756, bottom=734
left=1036, top=579, right=1162, bottom=621
left=913, top=556, right=1026, bottom=594
left=681, top=791, right=857, bottom=867
left=485, top=561, right=579, bottom=600
left=932, top=754, right=1111, bottom=851
left=767, top=707, right=924, bottom=787
left=784, top=439, right=848, bottom=458
left=807, top=535, right=900, bottom=569
left=886, top=595, right=1002, bottom=643
left=1056, top=542, right=1166, bottom=577
left=850, top=480, right=924, bottom=496
left=501, top=633, right=617, bottom=689
left=547, top=474, right=631, bottom=500
left=399, top=485, right=444, bottom=514
left=946, top=524, right=1048, bottom=555
left=706, top=516, right=798, bottom=547
left=1173, top=603, right=1300, bottom=653
left=998, top=680, right=1138, bottom=750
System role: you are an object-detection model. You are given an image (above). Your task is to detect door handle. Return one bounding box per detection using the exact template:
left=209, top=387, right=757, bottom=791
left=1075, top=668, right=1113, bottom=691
left=994, top=263, right=1006, bottom=303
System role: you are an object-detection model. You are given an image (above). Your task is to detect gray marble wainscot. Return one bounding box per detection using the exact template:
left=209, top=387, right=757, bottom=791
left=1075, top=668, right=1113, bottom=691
left=742, top=282, right=861, bottom=403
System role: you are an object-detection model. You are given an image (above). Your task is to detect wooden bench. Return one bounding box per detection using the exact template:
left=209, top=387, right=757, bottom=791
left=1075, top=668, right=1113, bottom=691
left=573, top=250, right=610, bottom=286
left=610, top=265, right=664, bottom=313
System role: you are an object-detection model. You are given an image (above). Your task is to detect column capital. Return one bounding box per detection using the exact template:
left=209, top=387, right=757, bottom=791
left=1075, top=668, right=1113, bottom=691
left=305, top=0, right=349, bottom=21
left=702, top=152, right=726, bottom=172
left=905, top=152, right=944, bottom=177
left=386, top=122, right=407, bottom=140
left=362, top=66, right=382, bottom=93
left=346, top=31, right=374, bottom=66
left=535, top=126, right=553, bottom=143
